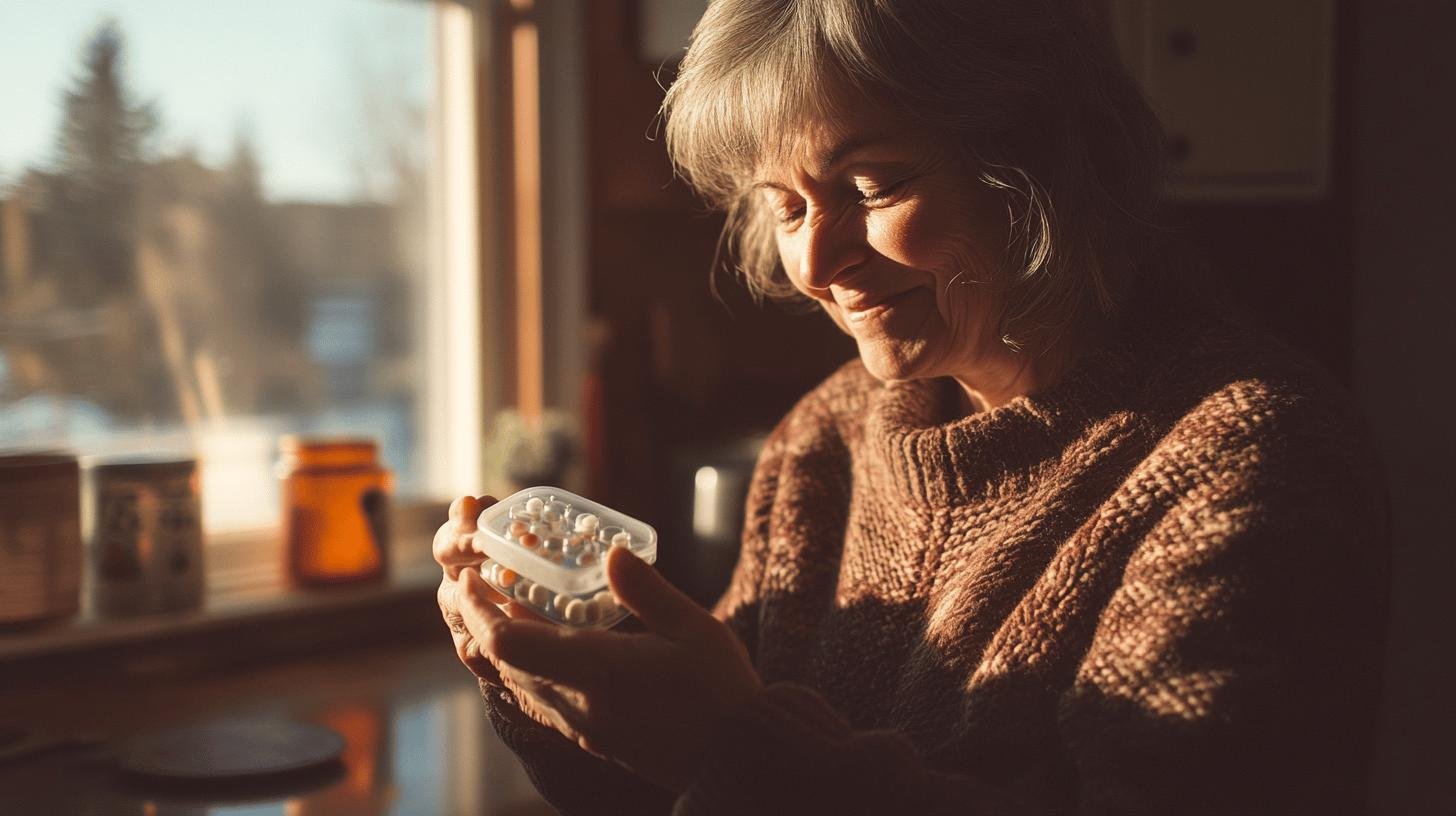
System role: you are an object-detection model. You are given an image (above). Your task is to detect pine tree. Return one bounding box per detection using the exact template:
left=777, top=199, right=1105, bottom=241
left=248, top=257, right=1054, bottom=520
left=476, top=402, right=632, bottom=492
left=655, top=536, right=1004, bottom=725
left=47, top=19, right=157, bottom=304
left=35, top=19, right=169, bottom=419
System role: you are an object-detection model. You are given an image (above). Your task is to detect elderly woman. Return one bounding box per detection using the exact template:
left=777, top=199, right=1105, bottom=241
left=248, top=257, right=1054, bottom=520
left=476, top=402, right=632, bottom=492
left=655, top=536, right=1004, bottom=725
left=435, top=1, right=1388, bottom=813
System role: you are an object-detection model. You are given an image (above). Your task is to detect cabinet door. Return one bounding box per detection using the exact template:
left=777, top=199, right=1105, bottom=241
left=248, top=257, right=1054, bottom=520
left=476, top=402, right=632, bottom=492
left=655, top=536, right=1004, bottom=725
left=1109, top=0, right=1334, bottom=199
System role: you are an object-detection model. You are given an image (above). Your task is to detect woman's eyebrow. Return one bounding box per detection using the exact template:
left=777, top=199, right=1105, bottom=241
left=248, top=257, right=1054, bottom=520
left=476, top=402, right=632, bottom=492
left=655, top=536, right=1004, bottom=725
left=818, top=133, right=899, bottom=174
left=751, top=134, right=904, bottom=190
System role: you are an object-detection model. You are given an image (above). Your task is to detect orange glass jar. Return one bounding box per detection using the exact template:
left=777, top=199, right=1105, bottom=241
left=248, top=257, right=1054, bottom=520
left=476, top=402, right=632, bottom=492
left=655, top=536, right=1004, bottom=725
left=279, top=437, right=391, bottom=587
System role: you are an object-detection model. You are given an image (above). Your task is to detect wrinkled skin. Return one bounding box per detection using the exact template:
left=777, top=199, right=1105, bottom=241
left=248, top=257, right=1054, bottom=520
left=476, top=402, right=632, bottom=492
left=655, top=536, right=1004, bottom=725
left=433, top=494, right=762, bottom=792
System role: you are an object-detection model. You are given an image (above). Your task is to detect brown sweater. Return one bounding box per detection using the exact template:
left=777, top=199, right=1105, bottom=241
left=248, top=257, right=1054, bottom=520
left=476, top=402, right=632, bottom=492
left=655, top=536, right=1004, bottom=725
left=482, top=296, right=1390, bottom=816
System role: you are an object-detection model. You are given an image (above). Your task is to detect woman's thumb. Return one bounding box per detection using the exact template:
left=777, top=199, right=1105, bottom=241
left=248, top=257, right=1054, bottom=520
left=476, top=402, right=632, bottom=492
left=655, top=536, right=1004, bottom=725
left=605, top=545, right=709, bottom=641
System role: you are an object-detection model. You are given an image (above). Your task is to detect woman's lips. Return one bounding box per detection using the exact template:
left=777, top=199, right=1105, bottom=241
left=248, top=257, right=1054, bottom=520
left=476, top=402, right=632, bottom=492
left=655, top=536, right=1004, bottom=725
left=841, top=290, right=914, bottom=324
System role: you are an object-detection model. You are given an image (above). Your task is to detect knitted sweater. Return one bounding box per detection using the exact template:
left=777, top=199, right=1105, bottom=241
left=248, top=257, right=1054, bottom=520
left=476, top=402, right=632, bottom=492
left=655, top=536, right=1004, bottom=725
left=482, top=296, right=1389, bottom=816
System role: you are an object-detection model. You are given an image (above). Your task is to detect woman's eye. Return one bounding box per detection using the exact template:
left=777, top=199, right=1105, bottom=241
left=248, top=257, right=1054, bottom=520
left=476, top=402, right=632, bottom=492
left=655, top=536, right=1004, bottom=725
left=775, top=205, right=804, bottom=225
left=856, top=179, right=906, bottom=207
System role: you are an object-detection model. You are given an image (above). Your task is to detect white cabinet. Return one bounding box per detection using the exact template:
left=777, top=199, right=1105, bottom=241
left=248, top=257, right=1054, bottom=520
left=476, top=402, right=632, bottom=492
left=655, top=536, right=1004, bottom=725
left=1109, top=0, right=1335, bottom=199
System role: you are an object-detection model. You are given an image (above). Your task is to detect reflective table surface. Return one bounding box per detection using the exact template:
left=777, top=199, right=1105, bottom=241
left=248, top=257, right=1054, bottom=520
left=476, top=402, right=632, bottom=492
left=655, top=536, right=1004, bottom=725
left=0, top=641, right=552, bottom=815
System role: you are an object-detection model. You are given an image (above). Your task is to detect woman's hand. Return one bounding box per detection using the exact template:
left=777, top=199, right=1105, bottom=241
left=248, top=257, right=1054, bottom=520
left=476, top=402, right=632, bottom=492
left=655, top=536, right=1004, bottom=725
left=455, top=544, right=763, bottom=793
left=433, top=495, right=549, bottom=692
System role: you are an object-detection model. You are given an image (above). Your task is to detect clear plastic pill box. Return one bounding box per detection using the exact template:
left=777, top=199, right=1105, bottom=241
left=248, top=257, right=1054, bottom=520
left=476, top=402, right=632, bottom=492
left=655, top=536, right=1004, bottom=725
left=472, top=486, right=658, bottom=629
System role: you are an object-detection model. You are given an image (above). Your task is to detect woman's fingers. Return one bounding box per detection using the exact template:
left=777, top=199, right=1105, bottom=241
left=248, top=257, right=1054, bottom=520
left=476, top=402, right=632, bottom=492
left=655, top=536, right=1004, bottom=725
left=439, top=577, right=497, bottom=679
left=459, top=567, right=509, bottom=631
left=605, top=545, right=714, bottom=642
left=486, top=619, right=623, bottom=688
left=448, top=494, right=496, bottom=525
left=434, top=495, right=497, bottom=576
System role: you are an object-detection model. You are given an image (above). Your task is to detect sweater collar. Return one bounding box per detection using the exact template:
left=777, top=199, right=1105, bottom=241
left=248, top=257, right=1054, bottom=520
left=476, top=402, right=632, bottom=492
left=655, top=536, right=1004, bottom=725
left=861, top=305, right=1170, bottom=507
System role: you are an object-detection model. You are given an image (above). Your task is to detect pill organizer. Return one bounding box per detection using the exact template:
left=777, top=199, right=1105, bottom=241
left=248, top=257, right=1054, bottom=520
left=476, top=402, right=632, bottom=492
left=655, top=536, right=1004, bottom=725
left=472, top=486, right=658, bottom=629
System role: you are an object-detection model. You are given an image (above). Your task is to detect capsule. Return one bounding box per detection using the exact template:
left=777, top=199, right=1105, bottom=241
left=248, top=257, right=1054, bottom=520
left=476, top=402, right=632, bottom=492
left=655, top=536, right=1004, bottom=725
left=508, top=519, right=529, bottom=538
left=527, top=583, right=553, bottom=608
left=498, top=568, right=519, bottom=588
left=564, top=599, right=588, bottom=624
left=514, top=579, right=533, bottom=602
left=519, top=533, right=540, bottom=549
left=610, top=531, right=631, bottom=550
left=574, top=513, right=600, bottom=534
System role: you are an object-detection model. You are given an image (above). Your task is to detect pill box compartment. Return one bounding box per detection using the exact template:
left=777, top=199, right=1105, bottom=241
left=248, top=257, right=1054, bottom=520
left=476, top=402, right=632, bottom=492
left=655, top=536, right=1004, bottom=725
left=472, top=486, right=658, bottom=628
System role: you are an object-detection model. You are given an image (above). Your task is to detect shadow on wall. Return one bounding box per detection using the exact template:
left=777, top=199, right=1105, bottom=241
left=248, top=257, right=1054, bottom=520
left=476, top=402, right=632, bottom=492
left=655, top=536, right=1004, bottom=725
left=1352, top=2, right=1456, bottom=814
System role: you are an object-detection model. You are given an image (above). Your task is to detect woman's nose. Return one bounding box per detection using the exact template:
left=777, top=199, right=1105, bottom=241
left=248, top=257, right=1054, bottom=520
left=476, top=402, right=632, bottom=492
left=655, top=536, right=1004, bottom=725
left=796, top=206, right=865, bottom=292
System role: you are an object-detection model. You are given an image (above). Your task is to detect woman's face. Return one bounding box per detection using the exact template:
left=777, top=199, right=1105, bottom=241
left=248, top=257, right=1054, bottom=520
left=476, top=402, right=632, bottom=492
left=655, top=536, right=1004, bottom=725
left=756, top=110, right=1011, bottom=385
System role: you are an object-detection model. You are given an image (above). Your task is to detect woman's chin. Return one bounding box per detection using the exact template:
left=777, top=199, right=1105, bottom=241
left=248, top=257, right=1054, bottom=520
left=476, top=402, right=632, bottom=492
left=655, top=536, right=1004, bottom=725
left=855, top=339, right=933, bottom=383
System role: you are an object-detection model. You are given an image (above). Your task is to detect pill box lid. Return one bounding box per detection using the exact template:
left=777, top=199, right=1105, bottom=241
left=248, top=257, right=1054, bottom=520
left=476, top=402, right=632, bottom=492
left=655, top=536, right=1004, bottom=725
left=473, top=486, right=658, bottom=595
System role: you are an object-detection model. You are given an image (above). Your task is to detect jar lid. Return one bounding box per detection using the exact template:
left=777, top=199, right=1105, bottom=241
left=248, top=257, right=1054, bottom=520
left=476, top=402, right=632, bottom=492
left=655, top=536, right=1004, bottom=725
left=279, top=435, right=378, bottom=454
left=86, top=454, right=197, bottom=477
left=0, top=449, right=78, bottom=481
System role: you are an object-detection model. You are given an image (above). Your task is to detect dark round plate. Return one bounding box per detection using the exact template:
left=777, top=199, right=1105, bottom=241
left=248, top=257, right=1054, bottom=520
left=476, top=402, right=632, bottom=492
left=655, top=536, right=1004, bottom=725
left=116, top=719, right=345, bottom=781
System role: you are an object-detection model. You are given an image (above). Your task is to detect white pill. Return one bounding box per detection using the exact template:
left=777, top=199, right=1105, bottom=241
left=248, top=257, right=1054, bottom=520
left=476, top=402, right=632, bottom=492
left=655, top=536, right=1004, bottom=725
left=527, top=583, right=552, bottom=607
left=610, top=531, right=631, bottom=549
left=514, top=580, right=533, bottom=602
left=564, top=599, right=588, bottom=624
left=525, top=497, right=545, bottom=514
left=592, top=591, right=617, bottom=618
left=553, top=594, right=571, bottom=614
left=574, top=513, right=600, bottom=534
left=487, top=563, right=501, bottom=584
left=529, top=521, right=550, bottom=538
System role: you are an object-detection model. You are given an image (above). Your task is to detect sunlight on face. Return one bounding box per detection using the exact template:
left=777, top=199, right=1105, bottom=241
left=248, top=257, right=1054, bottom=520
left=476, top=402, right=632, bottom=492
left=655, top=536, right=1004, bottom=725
left=755, top=109, right=1010, bottom=384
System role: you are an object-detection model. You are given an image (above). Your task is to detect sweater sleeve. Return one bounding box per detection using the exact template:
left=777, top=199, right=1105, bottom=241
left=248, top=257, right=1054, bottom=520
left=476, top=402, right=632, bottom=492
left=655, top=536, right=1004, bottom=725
left=674, top=392, right=1389, bottom=816
left=480, top=676, right=678, bottom=816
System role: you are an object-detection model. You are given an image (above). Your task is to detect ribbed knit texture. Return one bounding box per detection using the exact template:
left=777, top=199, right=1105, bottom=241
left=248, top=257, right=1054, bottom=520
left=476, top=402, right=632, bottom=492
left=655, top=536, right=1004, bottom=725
left=485, top=296, right=1390, bottom=816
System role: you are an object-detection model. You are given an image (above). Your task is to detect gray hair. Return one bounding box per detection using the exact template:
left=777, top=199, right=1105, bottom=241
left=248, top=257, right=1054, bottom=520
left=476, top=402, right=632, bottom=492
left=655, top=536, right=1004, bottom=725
left=662, top=0, right=1168, bottom=350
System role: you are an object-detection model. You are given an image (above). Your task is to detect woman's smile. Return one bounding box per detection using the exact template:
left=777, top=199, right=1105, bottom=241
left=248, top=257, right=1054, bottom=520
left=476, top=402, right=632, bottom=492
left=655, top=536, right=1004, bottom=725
left=839, top=287, right=918, bottom=324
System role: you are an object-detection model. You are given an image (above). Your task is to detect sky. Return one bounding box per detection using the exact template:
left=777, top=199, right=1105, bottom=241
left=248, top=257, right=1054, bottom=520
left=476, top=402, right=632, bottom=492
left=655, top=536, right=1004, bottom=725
left=0, top=0, right=433, bottom=203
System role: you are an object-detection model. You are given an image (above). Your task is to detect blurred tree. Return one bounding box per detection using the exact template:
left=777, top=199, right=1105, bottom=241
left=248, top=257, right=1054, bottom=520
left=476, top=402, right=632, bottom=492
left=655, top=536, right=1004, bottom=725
left=33, top=19, right=174, bottom=420
left=47, top=18, right=156, bottom=305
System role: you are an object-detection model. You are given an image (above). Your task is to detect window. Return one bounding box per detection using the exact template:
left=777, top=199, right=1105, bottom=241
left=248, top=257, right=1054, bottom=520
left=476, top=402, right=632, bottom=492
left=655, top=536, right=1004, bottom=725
left=0, top=0, right=491, bottom=532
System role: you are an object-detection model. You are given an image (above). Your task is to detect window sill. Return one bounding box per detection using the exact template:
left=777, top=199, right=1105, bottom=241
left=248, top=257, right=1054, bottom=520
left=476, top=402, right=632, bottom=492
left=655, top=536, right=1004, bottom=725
left=0, top=499, right=450, bottom=686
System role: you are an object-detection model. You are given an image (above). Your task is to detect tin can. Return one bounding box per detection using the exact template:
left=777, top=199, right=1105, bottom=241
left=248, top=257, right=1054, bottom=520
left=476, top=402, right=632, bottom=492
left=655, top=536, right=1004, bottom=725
left=87, top=456, right=204, bottom=616
left=0, top=451, right=82, bottom=624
